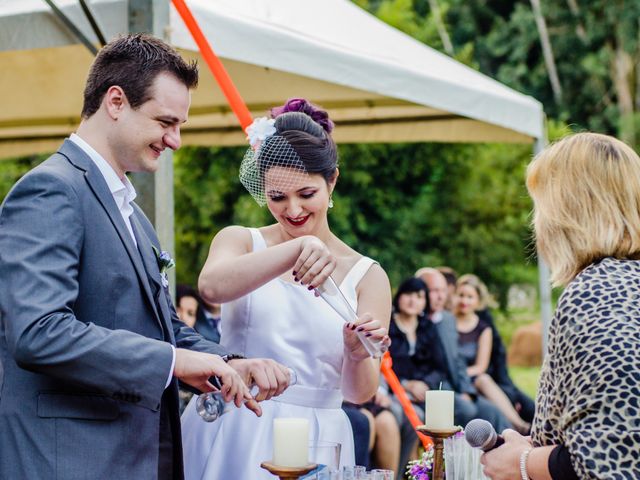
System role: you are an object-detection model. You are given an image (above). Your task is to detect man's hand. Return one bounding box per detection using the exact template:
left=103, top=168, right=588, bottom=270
left=228, top=358, right=291, bottom=408
left=173, top=349, right=255, bottom=413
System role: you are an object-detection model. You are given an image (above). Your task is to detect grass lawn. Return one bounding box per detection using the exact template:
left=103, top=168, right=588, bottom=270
left=508, top=365, right=541, bottom=399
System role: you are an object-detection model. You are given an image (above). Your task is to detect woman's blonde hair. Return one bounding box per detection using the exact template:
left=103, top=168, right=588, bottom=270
left=527, top=132, right=640, bottom=286
left=456, top=273, right=491, bottom=310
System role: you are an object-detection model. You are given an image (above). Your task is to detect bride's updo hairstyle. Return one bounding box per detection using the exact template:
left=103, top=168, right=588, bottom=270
left=270, top=98, right=338, bottom=184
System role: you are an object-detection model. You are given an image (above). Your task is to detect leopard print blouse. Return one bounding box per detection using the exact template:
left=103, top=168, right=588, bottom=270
left=532, top=257, right=640, bottom=479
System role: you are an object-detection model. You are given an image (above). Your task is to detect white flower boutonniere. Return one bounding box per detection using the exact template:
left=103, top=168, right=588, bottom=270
left=152, top=245, right=175, bottom=288
left=246, top=116, right=276, bottom=149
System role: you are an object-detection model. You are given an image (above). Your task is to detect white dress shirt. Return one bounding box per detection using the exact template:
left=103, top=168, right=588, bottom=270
left=69, top=134, right=176, bottom=388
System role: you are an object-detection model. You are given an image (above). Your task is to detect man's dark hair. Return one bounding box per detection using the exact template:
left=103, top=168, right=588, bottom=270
left=81, top=33, right=198, bottom=118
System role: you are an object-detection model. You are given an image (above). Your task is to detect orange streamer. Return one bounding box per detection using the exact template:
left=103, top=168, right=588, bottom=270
left=172, top=0, right=253, bottom=131
left=380, top=352, right=432, bottom=448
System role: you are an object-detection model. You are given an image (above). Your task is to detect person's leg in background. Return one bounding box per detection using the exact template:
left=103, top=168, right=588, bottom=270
left=371, top=410, right=401, bottom=476
left=473, top=395, right=512, bottom=433
left=342, top=404, right=371, bottom=468
left=390, top=398, right=424, bottom=474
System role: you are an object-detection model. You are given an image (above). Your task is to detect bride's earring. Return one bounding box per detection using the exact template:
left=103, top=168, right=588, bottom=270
left=328, top=195, right=334, bottom=209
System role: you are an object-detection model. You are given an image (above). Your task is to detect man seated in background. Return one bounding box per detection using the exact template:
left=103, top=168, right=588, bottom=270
left=390, top=269, right=510, bottom=471
left=414, top=268, right=511, bottom=431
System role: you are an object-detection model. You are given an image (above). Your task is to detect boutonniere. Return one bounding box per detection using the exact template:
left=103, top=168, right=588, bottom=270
left=152, top=245, right=175, bottom=288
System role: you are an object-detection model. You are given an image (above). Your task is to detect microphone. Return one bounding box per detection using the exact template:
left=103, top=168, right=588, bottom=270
left=464, top=419, right=505, bottom=452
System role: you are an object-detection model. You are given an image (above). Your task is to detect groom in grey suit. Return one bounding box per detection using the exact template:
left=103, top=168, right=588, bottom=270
left=0, top=34, right=289, bottom=479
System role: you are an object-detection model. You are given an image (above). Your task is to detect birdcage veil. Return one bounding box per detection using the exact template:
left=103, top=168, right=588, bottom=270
left=239, top=133, right=310, bottom=207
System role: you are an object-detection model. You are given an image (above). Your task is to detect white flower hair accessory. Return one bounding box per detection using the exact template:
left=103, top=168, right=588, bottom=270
left=246, top=117, right=276, bottom=148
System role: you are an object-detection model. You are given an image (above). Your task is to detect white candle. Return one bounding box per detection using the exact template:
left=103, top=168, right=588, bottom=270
left=273, top=418, right=310, bottom=467
left=425, top=390, right=454, bottom=430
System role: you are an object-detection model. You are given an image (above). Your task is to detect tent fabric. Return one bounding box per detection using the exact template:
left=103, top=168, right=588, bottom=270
left=0, top=0, right=543, bottom=160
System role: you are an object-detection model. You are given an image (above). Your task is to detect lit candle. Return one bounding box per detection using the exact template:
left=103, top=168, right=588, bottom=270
left=273, top=418, right=310, bottom=467
left=425, top=390, right=454, bottom=429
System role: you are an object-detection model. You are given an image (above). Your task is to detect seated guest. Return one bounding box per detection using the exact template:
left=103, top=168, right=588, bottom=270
left=389, top=275, right=510, bottom=472
left=436, top=265, right=458, bottom=311
left=176, top=284, right=200, bottom=328
left=194, top=300, right=222, bottom=344
left=342, top=403, right=372, bottom=469
left=353, top=378, right=401, bottom=476
left=478, top=307, right=535, bottom=423
left=454, top=274, right=530, bottom=434
left=482, top=133, right=640, bottom=479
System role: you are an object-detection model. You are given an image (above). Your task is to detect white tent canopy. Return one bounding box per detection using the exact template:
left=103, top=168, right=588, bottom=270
left=0, top=0, right=544, bottom=160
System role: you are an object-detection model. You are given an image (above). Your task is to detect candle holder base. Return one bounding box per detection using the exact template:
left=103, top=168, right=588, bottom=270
left=416, top=426, right=462, bottom=480
left=260, top=461, right=318, bottom=479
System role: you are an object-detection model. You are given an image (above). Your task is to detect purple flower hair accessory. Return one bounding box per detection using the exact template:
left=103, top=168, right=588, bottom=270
left=271, top=97, right=334, bottom=133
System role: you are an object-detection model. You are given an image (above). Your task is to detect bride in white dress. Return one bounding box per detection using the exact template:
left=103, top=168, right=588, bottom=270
left=181, top=99, right=392, bottom=479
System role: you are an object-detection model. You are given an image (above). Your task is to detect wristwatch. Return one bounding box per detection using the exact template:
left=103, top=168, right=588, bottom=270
left=221, top=353, right=245, bottom=363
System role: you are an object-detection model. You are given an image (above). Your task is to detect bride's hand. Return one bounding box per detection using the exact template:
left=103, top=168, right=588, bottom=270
left=343, top=313, right=391, bottom=361
left=292, top=236, right=336, bottom=289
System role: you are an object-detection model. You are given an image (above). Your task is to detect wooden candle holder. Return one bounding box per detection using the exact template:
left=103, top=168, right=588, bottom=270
left=416, top=425, right=462, bottom=480
left=260, top=461, right=318, bottom=480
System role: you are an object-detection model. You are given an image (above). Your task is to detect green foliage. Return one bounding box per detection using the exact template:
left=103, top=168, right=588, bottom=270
left=0, top=155, right=47, bottom=201
left=173, top=146, right=272, bottom=286
left=9, top=0, right=634, bottom=316
left=508, top=365, right=540, bottom=398
left=356, top=0, right=640, bottom=147
left=174, top=140, right=536, bottom=309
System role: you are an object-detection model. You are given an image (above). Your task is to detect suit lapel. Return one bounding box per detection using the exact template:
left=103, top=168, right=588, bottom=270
left=130, top=214, right=175, bottom=343
left=58, top=140, right=165, bottom=335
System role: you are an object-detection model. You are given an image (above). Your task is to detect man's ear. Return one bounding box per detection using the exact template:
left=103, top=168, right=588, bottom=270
left=104, top=85, right=127, bottom=120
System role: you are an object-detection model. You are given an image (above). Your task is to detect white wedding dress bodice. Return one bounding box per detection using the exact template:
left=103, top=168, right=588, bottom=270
left=181, top=228, right=375, bottom=479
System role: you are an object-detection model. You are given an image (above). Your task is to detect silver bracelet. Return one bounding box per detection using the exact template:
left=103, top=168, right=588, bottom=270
left=520, top=448, right=533, bottom=480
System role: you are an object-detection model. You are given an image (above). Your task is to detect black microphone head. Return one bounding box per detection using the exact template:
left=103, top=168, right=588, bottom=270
left=464, top=419, right=497, bottom=451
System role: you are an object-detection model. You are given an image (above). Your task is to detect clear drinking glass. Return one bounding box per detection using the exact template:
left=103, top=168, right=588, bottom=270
left=317, top=470, right=340, bottom=480
left=354, top=465, right=368, bottom=479
left=370, top=469, right=394, bottom=480
left=341, top=465, right=356, bottom=480
left=309, top=441, right=342, bottom=473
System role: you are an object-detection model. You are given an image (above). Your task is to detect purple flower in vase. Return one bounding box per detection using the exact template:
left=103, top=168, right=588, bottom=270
left=406, top=445, right=436, bottom=480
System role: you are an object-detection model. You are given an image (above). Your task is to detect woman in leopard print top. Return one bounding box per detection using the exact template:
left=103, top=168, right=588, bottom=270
left=481, top=132, right=640, bottom=480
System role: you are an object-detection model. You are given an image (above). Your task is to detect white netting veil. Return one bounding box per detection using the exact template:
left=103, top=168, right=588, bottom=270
left=239, top=135, right=310, bottom=206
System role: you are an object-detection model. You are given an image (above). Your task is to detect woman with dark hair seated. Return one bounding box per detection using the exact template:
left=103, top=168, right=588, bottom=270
left=389, top=276, right=510, bottom=472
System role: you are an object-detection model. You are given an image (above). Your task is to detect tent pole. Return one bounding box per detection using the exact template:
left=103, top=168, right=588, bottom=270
left=43, top=0, right=98, bottom=55
left=128, top=0, right=176, bottom=292
left=533, top=123, right=552, bottom=356
left=78, top=0, right=107, bottom=47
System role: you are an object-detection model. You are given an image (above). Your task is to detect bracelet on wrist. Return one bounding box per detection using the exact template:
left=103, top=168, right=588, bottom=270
left=221, top=353, right=245, bottom=363
left=520, top=447, right=533, bottom=480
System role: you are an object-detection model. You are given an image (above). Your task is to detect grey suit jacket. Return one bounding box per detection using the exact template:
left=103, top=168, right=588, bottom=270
left=0, top=140, right=231, bottom=479
left=434, top=311, right=476, bottom=396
